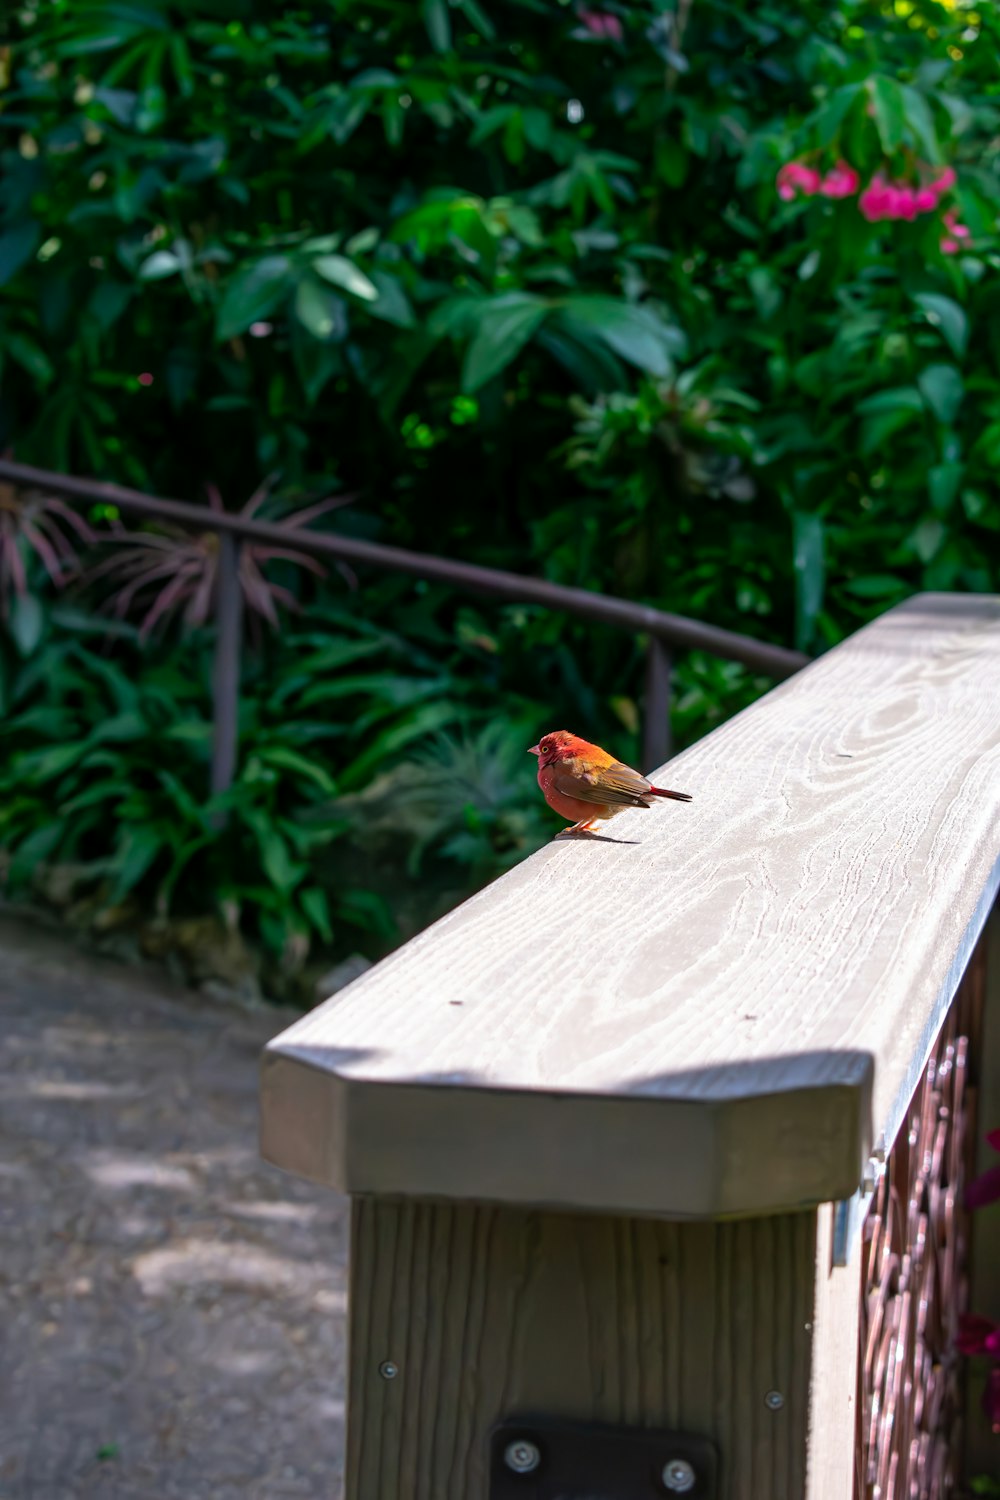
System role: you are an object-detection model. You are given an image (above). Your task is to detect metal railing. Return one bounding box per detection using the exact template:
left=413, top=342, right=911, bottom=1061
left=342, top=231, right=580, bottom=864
left=0, top=458, right=809, bottom=786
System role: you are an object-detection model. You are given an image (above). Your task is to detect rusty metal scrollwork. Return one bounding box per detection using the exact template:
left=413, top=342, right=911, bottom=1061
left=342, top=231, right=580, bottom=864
left=856, top=943, right=985, bottom=1499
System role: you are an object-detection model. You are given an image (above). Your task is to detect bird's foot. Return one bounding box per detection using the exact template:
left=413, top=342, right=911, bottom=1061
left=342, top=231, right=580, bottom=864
left=556, top=819, right=600, bottom=837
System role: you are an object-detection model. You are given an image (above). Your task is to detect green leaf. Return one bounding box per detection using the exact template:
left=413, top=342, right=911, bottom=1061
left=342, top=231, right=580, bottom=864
left=460, top=294, right=548, bottom=393
left=257, top=744, right=337, bottom=793
left=291, top=325, right=343, bottom=405
left=859, top=408, right=920, bottom=454
left=110, top=825, right=163, bottom=904
left=270, top=638, right=383, bottom=702
left=88, top=281, right=133, bottom=329
left=216, top=255, right=293, bottom=341
left=655, top=136, right=688, bottom=188
left=421, top=0, right=452, bottom=53
left=856, top=387, right=924, bottom=416
left=748, top=266, right=782, bottom=321
left=871, top=76, right=907, bottom=154
left=312, top=254, right=378, bottom=301
left=339, top=700, right=465, bottom=788
left=300, top=884, right=333, bottom=941
left=536, top=321, right=627, bottom=394
left=792, top=511, right=824, bottom=653
left=0, top=223, right=41, bottom=286
left=365, top=270, right=416, bottom=328
left=910, top=517, right=946, bottom=563
left=928, top=462, right=963, bottom=514
left=900, top=84, right=941, bottom=163
left=559, top=296, right=685, bottom=378
left=337, top=886, right=397, bottom=941
left=917, top=364, right=963, bottom=425
left=912, top=293, right=967, bottom=358
left=63, top=780, right=132, bottom=814
left=138, top=249, right=182, bottom=280
left=856, top=389, right=924, bottom=450
left=8, top=594, right=45, bottom=657
left=299, top=672, right=446, bottom=710
left=91, top=711, right=149, bottom=744
left=809, top=83, right=863, bottom=147
left=248, top=820, right=305, bottom=894
left=19, top=742, right=90, bottom=783
left=459, top=0, right=496, bottom=36
left=6, top=334, right=54, bottom=384
left=169, top=34, right=194, bottom=97
left=8, top=821, right=66, bottom=886
left=163, top=721, right=213, bottom=745
left=294, top=277, right=347, bottom=341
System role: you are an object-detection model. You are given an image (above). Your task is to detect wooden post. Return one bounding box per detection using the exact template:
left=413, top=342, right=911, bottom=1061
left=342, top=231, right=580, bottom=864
left=261, top=593, right=1000, bottom=1500
left=345, top=1201, right=815, bottom=1500
left=211, top=532, right=243, bottom=804
left=642, top=635, right=672, bottom=772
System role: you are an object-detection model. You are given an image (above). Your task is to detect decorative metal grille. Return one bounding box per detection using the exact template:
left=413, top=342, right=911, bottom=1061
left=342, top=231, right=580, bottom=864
left=856, top=940, right=986, bottom=1499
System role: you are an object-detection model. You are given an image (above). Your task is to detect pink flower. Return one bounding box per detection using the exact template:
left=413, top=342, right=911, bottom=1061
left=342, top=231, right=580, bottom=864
left=930, top=166, right=957, bottom=196
left=777, top=160, right=822, bottom=201
left=944, top=209, right=970, bottom=239
left=578, top=8, right=623, bottom=39
left=859, top=175, right=892, bottom=221
left=941, top=238, right=961, bottom=255
left=888, top=184, right=919, bottom=220
left=957, top=1314, right=1000, bottom=1357
left=860, top=175, right=946, bottom=223
left=819, top=160, right=860, bottom=199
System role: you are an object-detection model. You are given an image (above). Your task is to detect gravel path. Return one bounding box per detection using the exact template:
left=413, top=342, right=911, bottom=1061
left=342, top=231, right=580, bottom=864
left=0, top=915, right=348, bottom=1500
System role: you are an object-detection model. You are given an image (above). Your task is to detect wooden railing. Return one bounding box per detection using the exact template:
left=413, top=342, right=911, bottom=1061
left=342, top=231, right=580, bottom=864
left=260, top=592, right=1000, bottom=1499
left=0, top=458, right=807, bottom=783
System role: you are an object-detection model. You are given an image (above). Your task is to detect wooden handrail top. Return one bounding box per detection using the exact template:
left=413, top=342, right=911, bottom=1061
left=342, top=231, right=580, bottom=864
left=0, top=458, right=807, bottom=678
left=261, top=594, right=1000, bottom=1219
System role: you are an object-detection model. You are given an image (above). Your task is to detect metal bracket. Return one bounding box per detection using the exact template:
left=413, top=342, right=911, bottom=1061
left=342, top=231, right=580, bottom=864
left=832, top=1144, right=887, bottom=1268
left=489, top=1417, right=718, bottom=1498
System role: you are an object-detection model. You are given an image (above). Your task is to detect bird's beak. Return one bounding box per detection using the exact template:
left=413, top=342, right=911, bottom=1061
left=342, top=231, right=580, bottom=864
left=527, top=745, right=541, bottom=756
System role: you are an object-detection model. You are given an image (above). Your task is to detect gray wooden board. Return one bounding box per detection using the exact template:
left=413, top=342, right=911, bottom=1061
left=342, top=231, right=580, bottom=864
left=344, top=1199, right=815, bottom=1500
left=261, top=594, right=1000, bottom=1217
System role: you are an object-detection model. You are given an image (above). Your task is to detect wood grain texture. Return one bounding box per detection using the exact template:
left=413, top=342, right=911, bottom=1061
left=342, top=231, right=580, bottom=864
left=345, top=1198, right=816, bottom=1500
left=806, top=1206, right=864, bottom=1500
left=262, top=594, right=1000, bottom=1216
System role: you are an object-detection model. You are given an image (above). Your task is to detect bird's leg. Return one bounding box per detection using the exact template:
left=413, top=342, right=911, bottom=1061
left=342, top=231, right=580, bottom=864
left=556, top=819, right=600, bottom=837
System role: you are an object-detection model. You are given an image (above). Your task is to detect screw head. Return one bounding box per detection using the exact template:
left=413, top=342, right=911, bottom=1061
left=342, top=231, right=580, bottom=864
left=662, top=1457, right=697, bottom=1493
left=378, top=1360, right=398, bottom=1380
left=503, top=1440, right=541, bottom=1475
left=764, top=1389, right=784, bottom=1411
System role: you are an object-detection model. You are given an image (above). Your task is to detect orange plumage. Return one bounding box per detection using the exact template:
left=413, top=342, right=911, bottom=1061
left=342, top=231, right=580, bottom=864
left=528, top=730, right=692, bottom=835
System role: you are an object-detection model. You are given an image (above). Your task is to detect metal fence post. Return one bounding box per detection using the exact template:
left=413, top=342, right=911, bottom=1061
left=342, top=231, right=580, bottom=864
left=642, top=635, right=672, bottom=773
left=211, top=533, right=243, bottom=807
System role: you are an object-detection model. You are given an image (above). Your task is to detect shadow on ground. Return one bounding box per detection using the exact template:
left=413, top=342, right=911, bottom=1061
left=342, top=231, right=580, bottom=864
left=0, top=914, right=347, bottom=1500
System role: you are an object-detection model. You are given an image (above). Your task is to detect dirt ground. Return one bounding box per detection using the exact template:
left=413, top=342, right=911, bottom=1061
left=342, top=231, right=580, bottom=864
left=0, top=913, right=348, bottom=1500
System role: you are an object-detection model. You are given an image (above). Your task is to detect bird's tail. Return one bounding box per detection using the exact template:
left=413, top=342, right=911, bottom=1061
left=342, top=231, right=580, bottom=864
left=646, top=786, right=692, bottom=803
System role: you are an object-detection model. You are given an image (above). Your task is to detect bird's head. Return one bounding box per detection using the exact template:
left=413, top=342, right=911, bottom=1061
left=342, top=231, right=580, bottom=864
left=528, top=730, right=584, bottom=766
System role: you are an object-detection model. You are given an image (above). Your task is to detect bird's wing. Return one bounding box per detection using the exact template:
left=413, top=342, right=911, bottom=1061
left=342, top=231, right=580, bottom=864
left=550, top=759, right=652, bottom=808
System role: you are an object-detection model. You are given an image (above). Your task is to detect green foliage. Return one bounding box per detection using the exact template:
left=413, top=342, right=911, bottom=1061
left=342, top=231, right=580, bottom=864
left=1, top=0, right=997, bottom=656
left=0, top=591, right=560, bottom=963
left=0, top=610, right=347, bottom=958
left=2, top=0, right=1000, bottom=978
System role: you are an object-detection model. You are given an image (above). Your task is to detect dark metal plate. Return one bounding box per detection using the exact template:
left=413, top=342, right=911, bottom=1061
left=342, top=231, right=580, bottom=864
left=489, top=1417, right=718, bottom=1499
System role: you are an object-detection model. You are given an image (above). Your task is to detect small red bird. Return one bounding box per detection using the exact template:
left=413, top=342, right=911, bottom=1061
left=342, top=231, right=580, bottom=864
left=529, top=730, right=692, bottom=835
